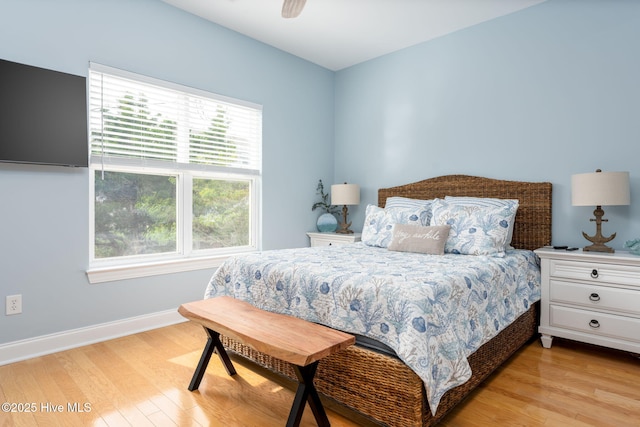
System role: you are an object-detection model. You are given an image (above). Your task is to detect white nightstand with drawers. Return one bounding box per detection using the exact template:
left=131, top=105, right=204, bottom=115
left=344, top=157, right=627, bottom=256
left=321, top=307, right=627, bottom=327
left=306, top=232, right=361, bottom=247
left=535, top=247, right=640, bottom=353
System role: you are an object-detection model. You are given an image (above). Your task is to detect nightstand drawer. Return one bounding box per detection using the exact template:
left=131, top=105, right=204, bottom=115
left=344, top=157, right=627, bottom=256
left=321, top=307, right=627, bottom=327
left=550, top=280, right=640, bottom=316
left=550, top=305, right=640, bottom=342
left=307, top=232, right=361, bottom=247
left=549, top=259, right=640, bottom=287
left=312, top=238, right=347, bottom=247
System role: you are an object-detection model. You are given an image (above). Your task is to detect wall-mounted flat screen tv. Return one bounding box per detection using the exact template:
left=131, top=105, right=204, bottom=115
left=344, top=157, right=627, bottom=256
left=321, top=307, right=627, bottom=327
left=0, top=58, right=88, bottom=167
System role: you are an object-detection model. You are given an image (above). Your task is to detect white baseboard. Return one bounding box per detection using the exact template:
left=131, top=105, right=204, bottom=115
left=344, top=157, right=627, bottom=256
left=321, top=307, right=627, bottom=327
left=0, top=309, right=187, bottom=366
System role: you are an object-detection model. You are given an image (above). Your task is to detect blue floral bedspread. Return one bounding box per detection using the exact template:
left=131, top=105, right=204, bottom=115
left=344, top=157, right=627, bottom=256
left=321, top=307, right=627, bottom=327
left=204, top=242, right=540, bottom=414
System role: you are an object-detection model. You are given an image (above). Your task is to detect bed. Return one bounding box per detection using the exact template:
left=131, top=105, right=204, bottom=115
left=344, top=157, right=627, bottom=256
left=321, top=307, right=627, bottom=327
left=204, top=175, right=552, bottom=426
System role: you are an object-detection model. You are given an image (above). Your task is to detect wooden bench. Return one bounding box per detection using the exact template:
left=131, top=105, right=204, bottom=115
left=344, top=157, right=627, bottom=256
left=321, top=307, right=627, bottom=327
left=178, top=296, right=355, bottom=427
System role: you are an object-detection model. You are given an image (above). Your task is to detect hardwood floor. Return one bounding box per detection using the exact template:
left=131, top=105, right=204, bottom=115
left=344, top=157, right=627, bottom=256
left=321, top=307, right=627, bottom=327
left=1, top=321, right=639, bottom=427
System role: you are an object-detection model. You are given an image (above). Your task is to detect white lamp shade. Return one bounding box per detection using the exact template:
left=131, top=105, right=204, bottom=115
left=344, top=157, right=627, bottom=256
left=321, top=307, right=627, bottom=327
left=571, top=171, right=630, bottom=206
left=331, top=183, right=360, bottom=206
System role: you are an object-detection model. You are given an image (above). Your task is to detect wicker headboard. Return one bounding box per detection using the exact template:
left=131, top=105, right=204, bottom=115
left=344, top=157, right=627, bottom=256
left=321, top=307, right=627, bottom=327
left=378, top=175, right=552, bottom=251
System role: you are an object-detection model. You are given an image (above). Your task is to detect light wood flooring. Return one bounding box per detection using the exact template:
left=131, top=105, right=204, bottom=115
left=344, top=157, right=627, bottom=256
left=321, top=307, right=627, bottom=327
left=1, top=321, right=639, bottom=427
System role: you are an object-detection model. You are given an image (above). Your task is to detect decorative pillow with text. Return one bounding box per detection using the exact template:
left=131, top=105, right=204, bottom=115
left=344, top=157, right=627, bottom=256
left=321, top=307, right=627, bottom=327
left=387, top=224, right=451, bottom=255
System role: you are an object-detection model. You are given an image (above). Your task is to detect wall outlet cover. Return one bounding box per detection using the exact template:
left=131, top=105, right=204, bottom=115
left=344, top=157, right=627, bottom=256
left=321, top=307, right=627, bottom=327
left=6, top=294, right=22, bottom=315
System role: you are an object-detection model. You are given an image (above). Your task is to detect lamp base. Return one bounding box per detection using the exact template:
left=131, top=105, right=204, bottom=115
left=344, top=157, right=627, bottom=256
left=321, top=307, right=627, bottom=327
left=582, top=242, right=615, bottom=253
left=336, top=225, right=354, bottom=234
left=336, top=204, right=354, bottom=234
left=581, top=205, right=616, bottom=253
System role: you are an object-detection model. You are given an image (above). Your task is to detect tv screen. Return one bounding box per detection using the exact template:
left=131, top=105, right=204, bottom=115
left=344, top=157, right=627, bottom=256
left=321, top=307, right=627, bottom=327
left=0, top=58, right=88, bottom=167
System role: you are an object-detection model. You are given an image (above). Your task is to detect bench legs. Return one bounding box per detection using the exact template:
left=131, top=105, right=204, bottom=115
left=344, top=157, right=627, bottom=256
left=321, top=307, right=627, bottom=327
left=188, top=327, right=236, bottom=391
left=287, top=362, right=330, bottom=427
left=188, top=327, right=331, bottom=427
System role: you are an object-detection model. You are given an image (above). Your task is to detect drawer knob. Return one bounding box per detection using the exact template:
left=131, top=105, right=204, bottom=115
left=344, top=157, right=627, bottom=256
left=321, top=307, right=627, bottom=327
left=590, top=269, right=599, bottom=279
left=589, top=319, right=600, bottom=329
left=589, top=293, right=601, bottom=302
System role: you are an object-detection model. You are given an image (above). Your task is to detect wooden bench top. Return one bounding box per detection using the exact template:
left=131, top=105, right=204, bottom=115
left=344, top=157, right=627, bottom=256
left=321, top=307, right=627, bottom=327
left=178, top=296, right=355, bottom=367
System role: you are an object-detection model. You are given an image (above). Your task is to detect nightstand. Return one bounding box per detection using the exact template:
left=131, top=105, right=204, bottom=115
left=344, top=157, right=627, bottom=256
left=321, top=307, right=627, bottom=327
left=535, top=247, right=640, bottom=354
left=306, top=232, right=361, bottom=247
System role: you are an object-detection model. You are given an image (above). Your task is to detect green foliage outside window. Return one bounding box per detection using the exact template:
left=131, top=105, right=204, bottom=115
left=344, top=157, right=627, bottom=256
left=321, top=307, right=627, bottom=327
left=95, top=171, right=177, bottom=258
left=192, top=178, right=249, bottom=250
left=93, top=92, right=250, bottom=259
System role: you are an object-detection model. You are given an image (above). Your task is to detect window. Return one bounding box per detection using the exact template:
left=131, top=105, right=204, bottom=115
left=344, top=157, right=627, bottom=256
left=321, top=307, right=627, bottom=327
left=87, top=63, right=262, bottom=283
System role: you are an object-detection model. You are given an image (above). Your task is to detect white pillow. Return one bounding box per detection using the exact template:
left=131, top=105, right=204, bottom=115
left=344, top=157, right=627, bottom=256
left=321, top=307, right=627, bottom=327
left=430, top=198, right=518, bottom=257
left=444, top=196, right=519, bottom=249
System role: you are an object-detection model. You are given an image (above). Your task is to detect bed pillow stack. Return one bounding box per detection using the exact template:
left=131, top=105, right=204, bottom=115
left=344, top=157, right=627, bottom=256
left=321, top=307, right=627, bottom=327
left=362, top=195, right=519, bottom=257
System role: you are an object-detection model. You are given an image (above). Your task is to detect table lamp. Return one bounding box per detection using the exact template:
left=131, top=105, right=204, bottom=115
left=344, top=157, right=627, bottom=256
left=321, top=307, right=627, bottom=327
left=571, top=169, right=630, bottom=253
left=331, top=183, right=360, bottom=234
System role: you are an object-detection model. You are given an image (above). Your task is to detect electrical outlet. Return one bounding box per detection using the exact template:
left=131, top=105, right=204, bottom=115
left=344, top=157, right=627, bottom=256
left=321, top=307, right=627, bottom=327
left=6, top=294, right=22, bottom=315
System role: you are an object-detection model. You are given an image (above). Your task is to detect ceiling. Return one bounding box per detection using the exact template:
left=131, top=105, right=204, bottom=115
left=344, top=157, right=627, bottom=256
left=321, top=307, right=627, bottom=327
left=161, top=0, right=546, bottom=71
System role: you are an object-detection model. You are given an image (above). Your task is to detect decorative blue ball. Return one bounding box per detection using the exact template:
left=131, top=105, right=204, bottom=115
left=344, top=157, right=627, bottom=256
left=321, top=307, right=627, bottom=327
left=317, top=213, right=337, bottom=232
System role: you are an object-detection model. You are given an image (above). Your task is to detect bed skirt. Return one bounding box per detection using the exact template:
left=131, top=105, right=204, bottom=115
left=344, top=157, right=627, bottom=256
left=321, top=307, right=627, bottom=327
left=220, top=302, right=539, bottom=427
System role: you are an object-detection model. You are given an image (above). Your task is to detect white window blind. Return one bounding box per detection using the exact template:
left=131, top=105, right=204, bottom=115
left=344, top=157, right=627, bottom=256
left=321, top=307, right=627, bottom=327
left=88, top=63, right=262, bottom=173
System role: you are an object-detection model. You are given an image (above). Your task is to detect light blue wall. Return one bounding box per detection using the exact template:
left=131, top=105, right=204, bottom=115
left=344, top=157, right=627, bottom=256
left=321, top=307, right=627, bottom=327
left=335, top=0, right=640, bottom=250
left=0, top=0, right=334, bottom=343
left=3, top=0, right=640, bottom=347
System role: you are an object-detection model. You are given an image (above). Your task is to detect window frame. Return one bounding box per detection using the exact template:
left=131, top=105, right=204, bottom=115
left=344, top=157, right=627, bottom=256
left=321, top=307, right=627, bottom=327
left=86, top=64, right=262, bottom=284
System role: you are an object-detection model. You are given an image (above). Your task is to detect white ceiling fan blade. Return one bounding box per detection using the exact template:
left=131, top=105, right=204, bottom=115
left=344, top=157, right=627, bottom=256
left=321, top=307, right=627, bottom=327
left=282, top=0, right=307, bottom=18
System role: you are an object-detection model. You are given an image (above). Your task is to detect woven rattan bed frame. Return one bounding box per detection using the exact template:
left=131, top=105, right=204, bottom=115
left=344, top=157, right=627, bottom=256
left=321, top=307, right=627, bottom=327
left=222, top=175, right=552, bottom=426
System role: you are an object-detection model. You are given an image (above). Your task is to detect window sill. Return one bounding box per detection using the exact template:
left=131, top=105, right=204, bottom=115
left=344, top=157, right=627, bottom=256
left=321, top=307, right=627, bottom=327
left=86, top=254, right=237, bottom=284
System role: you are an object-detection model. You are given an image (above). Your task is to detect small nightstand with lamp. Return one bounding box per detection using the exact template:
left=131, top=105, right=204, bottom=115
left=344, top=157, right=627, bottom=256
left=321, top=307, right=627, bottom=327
left=535, top=169, right=639, bottom=353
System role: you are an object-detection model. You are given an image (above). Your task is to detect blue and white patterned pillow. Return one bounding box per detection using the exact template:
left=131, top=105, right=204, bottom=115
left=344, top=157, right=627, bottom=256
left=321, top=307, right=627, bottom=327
left=385, top=195, right=433, bottom=209
left=362, top=204, right=430, bottom=248
left=430, top=198, right=518, bottom=256
left=444, top=196, right=519, bottom=249
left=385, top=197, right=433, bottom=224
